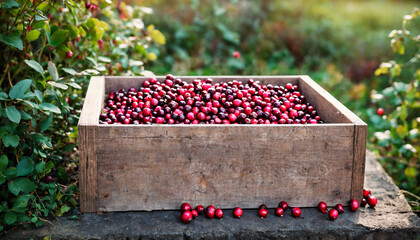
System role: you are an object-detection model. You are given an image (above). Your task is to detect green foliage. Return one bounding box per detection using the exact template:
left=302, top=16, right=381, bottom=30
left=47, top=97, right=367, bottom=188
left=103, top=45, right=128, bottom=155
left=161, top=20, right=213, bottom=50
left=0, top=0, right=163, bottom=232
left=370, top=8, right=420, bottom=208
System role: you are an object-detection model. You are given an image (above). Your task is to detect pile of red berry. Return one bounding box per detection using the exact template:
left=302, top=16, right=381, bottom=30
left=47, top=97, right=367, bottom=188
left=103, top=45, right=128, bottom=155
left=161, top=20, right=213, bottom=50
left=99, top=74, right=323, bottom=125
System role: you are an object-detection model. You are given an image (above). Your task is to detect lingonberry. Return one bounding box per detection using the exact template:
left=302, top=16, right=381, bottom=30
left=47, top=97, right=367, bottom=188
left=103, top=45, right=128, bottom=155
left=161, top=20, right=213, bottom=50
left=205, top=205, right=216, bottom=218
left=233, top=51, right=240, bottom=58
left=363, top=188, right=371, bottom=198
left=191, top=209, right=198, bottom=219
left=275, top=207, right=284, bottom=217
left=291, top=207, right=301, bottom=218
left=215, top=208, right=224, bottom=219
left=377, top=108, right=384, bottom=116
left=349, top=199, right=359, bottom=212
left=318, top=201, right=327, bottom=214
left=233, top=207, right=243, bottom=218
left=328, top=209, right=338, bottom=220
left=367, top=195, right=377, bottom=207
left=361, top=198, right=367, bottom=207
left=278, top=201, right=288, bottom=210
left=180, top=211, right=193, bottom=223
left=195, top=205, right=204, bottom=214
left=66, top=51, right=73, bottom=58
left=259, top=204, right=268, bottom=210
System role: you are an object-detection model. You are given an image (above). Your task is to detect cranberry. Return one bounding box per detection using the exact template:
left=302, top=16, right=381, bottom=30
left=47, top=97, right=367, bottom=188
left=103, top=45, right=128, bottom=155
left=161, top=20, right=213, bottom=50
left=275, top=207, right=284, bottom=217
left=335, top=204, right=345, bottom=214
left=258, top=208, right=268, bottom=219
left=233, top=51, right=240, bottom=58
left=66, top=51, right=73, bottom=58
left=363, top=188, right=371, bottom=198
left=360, top=198, right=367, bottom=207
left=291, top=207, right=301, bottom=218
left=349, top=199, right=359, bottom=212
left=215, top=208, right=224, bottom=219
left=259, top=204, right=267, bottom=210
left=205, top=205, right=216, bottom=218
left=180, top=211, right=193, bottom=223
left=367, top=196, right=377, bottom=207
left=180, top=203, right=191, bottom=212
left=233, top=207, right=243, bottom=218
left=191, top=209, right=198, bottom=219
left=318, top=201, right=327, bottom=214
left=278, top=201, right=288, bottom=210
left=85, top=2, right=91, bottom=9
left=195, top=205, right=204, bottom=214
left=44, top=175, right=53, bottom=183
left=377, top=108, right=384, bottom=116
left=328, top=209, right=338, bottom=220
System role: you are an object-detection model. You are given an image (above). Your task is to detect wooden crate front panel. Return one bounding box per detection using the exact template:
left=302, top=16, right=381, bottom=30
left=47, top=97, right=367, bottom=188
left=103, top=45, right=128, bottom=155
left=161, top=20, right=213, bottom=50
left=95, top=124, right=354, bottom=211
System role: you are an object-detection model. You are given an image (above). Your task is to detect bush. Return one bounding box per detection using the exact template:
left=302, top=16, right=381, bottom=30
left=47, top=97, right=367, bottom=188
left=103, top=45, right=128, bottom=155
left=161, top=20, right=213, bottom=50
left=0, top=0, right=163, bottom=231
left=370, top=8, right=420, bottom=208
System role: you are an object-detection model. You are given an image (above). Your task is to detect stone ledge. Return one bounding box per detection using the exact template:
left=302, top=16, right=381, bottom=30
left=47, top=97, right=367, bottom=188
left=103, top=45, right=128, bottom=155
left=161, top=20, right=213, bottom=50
left=4, top=152, right=420, bottom=239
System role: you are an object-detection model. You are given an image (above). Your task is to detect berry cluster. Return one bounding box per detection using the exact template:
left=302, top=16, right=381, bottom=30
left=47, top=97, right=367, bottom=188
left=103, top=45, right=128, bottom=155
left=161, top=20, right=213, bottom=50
left=99, top=74, right=323, bottom=125
left=318, top=188, right=378, bottom=221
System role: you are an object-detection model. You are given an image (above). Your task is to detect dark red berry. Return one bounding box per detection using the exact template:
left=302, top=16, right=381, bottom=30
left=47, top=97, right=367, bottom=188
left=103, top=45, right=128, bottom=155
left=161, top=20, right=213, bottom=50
left=328, top=209, right=338, bottom=220
left=67, top=51, right=73, bottom=58
left=215, top=208, right=223, bottom=219
left=45, top=175, right=53, bottom=183
left=335, top=204, right=345, bottom=214
left=258, top=208, right=268, bottom=219
left=180, top=211, right=193, bottom=223
left=279, top=201, right=288, bottom=210
left=349, top=199, right=359, bottom=212
left=361, top=198, right=367, bottom=207
left=291, top=207, right=301, bottom=218
left=205, top=205, right=216, bottom=219
left=275, top=207, right=284, bottom=217
left=367, top=196, right=377, bottom=207
left=363, top=188, right=371, bottom=198
left=180, top=203, right=191, bottom=212
left=85, top=2, right=91, bottom=9
left=318, top=201, right=327, bottom=214
left=258, top=204, right=267, bottom=210
left=233, top=207, right=243, bottom=218
left=191, top=209, right=198, bottom=219
left=195, top=205, right=204, bottom=214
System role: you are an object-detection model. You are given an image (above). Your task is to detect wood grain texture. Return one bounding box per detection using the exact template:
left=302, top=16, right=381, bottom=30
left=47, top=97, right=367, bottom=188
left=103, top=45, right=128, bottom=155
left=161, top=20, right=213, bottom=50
left=78, top=75, right=368, bottom=212
left=78, top=76, right=105, bottom=212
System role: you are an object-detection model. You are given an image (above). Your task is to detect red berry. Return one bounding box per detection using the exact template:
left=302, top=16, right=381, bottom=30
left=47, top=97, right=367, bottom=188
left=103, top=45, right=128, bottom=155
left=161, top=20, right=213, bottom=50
left=191, top=209, right=198, bottom=219
left=233, top=207, right=243, bottom=218
left=66, top=51, right=73, bottom=58
left=291, top=207, right=301, bottom=218
left=258, top=208, right=268, bottom=219
left=328, top=209, right=338, bottom=220
left=367, top=195, right=377, bottom=207
left=195, top=205, right=204, bottom=214
left=349, top=199, right=359, bottom=212
left=45, top=175, right=53, bottom=183
left=258, top=204, right=267, bottom=210
left=377, top=108, right=384, bottom=116
left=275, top=207, right=284, bottom=217
left=318, top=201, right=327, bottom=214
left=228, top=113, right=237, bottom=123
left=363, top=188, right=371, bottom=198
left=47, top=13, right=53, bottom=21
left=85, top=2, right=91, bottom=9
left=233, top=51, right=240, bottom=58
left=180, top=211, right=193, bottom=223
left=361, top=198, right=367, bottom=207
left=205, top=205, right=216, bottom=218
left=278, top=201, right=288, bottom=210
left=335, top=204, right=345, bottom=214
left=215, top=208, right=224, bottom=219
left=180, top=203, right=191, bottom=212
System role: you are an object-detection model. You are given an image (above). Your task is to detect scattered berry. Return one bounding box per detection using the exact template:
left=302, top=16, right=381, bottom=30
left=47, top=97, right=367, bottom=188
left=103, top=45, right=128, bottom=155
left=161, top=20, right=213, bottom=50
left=258, top=204, right=268, bottom=210
left=205, top=205, right=216, bottom=219
left=291, top=207, right=301, bottom=218
left=233, top=207, right=243, bottom=218
left=180, top=211, right=193, bottom=223
left=180, top=203, right=191, bottom=212
left=361, top=198, right=367, bottom=207
left=377, top=108, right=384, bottom=116
left=279, top=201, right=289, bottom=210
left=367, top=195, right=377, bottom=207
left=275, top=207, right=284, bottom=217
left=258, top=208, right=268, bottom=219
left=195, top=205, right=204, bottom=214
left=191, top=209, right=198, bottom=219
left=363, top=188, right=371, bottom=198
left=233, top=51, right=240, bottom=58
left=335, top=204, right=345, bottom=214
left=215, top=208, right=224, bottom=219
left=328, top=209, right=339, bottom=220
left=318, top=201, right=327, bottom=214
left=66, top=51, right=73, bottom=58
left=44, top=175, right=53, bottom=183
left=349, top=199, right=359, bottom=212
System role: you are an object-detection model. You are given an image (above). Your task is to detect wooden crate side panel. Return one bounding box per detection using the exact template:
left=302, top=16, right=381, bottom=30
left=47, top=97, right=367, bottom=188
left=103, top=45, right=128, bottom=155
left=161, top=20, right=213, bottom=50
left=104, top=76, right=300, bottom=94
left=95, top=125, right=354, bottom=211
left=78, top=76, right=104, bottom=212
left=351, top=123, right=367, bottom=200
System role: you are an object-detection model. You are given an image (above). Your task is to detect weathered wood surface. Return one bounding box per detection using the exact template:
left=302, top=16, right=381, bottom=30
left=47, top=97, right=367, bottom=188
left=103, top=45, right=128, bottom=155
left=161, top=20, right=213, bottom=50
left=78, top=75, right=367, bottom=212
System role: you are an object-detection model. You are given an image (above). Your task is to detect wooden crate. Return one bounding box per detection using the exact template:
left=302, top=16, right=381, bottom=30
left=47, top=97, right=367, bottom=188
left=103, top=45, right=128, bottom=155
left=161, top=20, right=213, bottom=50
left=78, top=75, right=367, bottom=213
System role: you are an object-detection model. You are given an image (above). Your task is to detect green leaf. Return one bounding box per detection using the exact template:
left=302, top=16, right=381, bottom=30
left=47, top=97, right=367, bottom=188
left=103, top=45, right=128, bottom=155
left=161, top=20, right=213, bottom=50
left=0, top=92, right=8, bottom=100
left=4, top=167, right=17, bottom=178
left=3, top=134, right=19, bottom=147
left=17, top=158, right=34, bottom=177
left=20, top=110, right=32, bottom=120
left=47, top=61, right=59, bottom=81
left=0, top=175, right=5, bottom=185
left=8, top=180, right=20, bottom=195
left=91, top=27, right=104, bottom=41
left=0, top=31, right=23, bottom=50
left=149, top=29, right=166, bottom=45
left=48, top=81, right=68, bottom=90
left=24, top=60, right=44, bottom=77
left=50, top=29, right=68, bottom=47
left=1, top=0, right=20, bottom=9
left=5, top=211, right=17, bottom=225
left=36, top=161, right=45, bottom=174
left=63, top=25, right=80, bottom=40
left=62, top=68, right=79, bottom=75
left=40, top=114, right=53, bottom=132
left=35, top=90, right=43, bottom=102
left=12, top=195, right=31, bottom=212
left=25, top=30, right=41, bottom=42
left=39, top=103, right=61, bottom=114
left=0, top=155, right=8, bottom=172
left=66, top=82, right=81, bottom=89
left=36, top=2, right=50, bottom=11
left=15, top=178, right=36, bottom=194
left=5, top=106, right=21, bottom=123
left=83, top=18, right=100, bottom=31
left=61, top=205, right=71, bottom=214
left=9, top=79, right=32, bottom=99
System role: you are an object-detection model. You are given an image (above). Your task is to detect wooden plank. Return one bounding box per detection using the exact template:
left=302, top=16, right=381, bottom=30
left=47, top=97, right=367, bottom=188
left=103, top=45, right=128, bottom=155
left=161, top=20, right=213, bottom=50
left=351, top=122, right=367, bottom=200
left=78, top=76, right=105, bottom=212
left=95, top=124, right=354, bottom=211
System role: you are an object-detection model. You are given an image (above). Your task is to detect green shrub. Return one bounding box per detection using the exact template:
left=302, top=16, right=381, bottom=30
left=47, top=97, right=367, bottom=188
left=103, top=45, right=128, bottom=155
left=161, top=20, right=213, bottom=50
left=0, top=0, right=163, bottom=231
left=370, top=8, right=420, bottom=208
